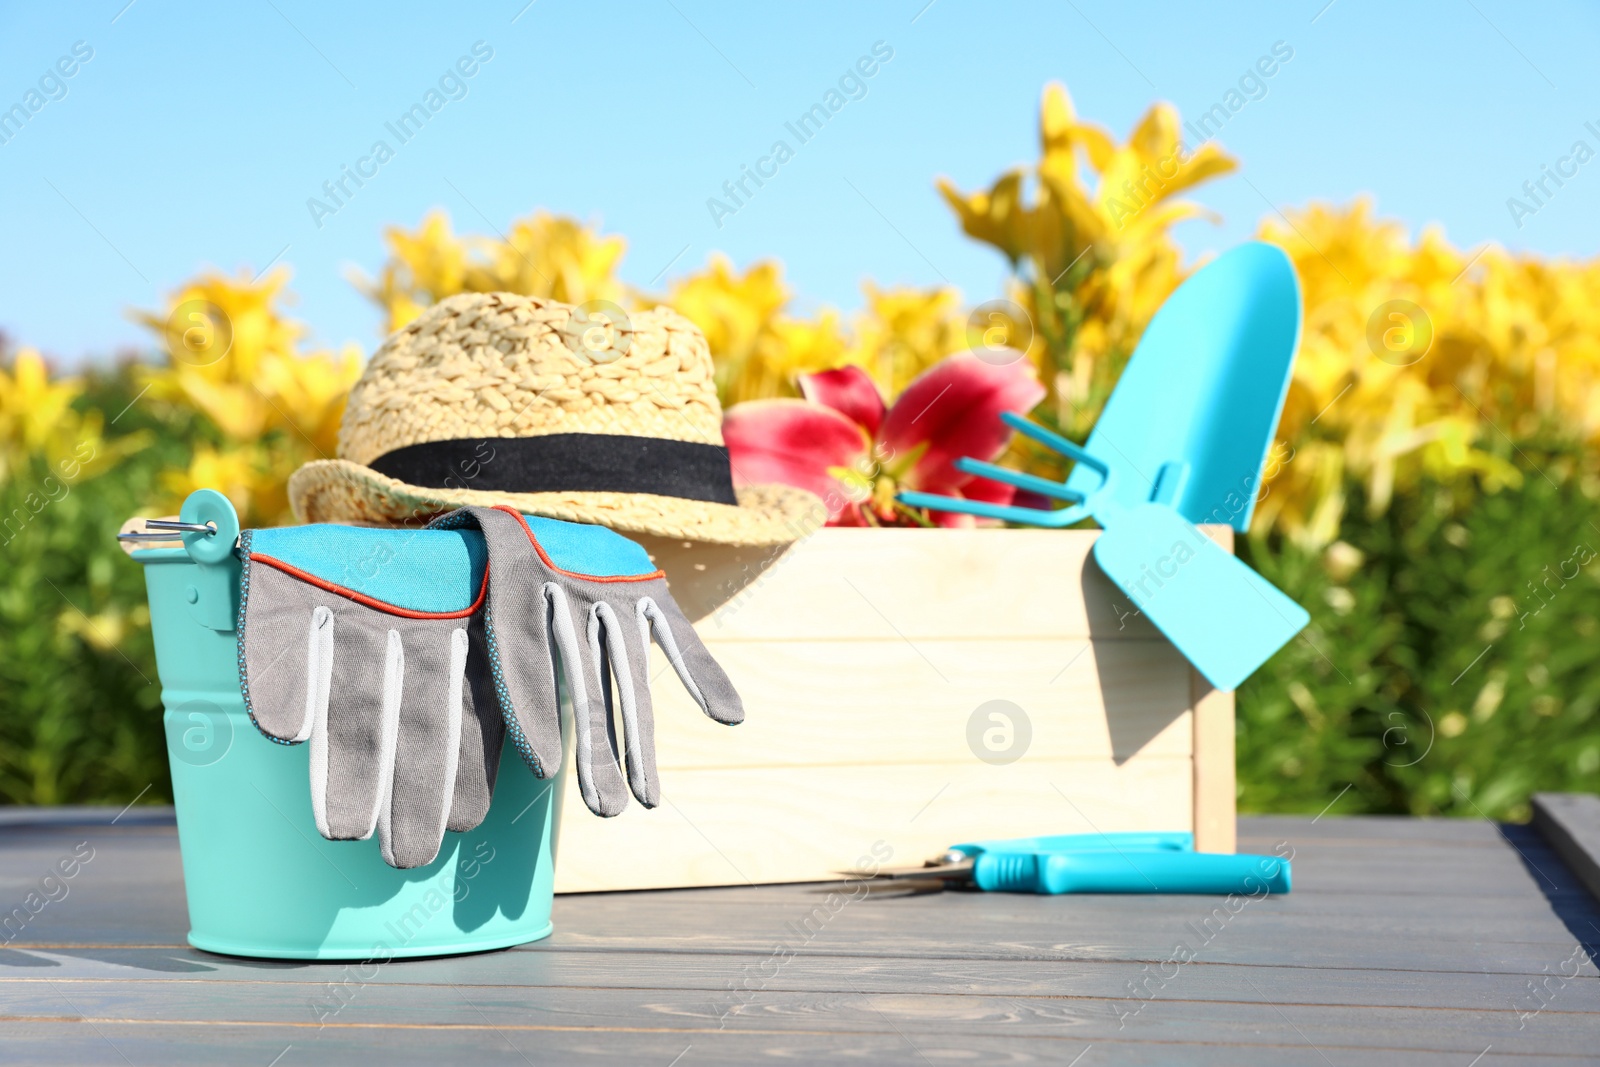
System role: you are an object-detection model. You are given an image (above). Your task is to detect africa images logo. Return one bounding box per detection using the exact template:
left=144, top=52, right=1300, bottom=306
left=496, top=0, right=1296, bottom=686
left=0, top=40, right=94, bottom=148
left=306, top=41, right=495, bottom=229
left=706, top=41, right=895, bottom=229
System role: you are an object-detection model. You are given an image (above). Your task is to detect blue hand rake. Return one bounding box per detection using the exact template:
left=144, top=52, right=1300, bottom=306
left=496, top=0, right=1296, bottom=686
left=900, top=242, right=1310, bottom=690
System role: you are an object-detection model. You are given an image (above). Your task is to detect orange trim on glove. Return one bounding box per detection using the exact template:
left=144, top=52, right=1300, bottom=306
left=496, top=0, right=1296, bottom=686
left=249, top=553, right=490, bottom=619
left=491, top=505, right=666, bottom=583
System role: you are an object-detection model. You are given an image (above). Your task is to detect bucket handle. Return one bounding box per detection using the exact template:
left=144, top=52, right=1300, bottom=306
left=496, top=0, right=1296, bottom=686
left=118, top=490, right=242, bottom=565
left=120, top=490, right=242, bottom=632
left=117, top=518, right=218, bottom=542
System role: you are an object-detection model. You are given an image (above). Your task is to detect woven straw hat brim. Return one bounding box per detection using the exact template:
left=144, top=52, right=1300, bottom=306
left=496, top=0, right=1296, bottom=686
left=288, top=458, right=825, bottom=547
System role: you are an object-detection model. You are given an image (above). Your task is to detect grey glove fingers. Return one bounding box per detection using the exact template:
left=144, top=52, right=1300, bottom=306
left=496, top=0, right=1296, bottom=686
left=594, top=601, right=659, bottom=808
left=640, top=591, right=745, bottom=726
left=445, top=612, right=505, bottom=834
left=550, top=584, right=630, bottom=817
left=240, top=563, right=334, bottom=742
left=473, top=508, right=564, bottom=780
left=376, top=627, right=468, bottom=869
left=313, top=621, right=403, bottom=841
left=302, top=607, right=335, bottom=743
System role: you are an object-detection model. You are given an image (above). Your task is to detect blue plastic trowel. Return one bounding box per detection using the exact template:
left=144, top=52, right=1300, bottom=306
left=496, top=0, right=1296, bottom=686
left=900, top=242, right=1310, bottom=690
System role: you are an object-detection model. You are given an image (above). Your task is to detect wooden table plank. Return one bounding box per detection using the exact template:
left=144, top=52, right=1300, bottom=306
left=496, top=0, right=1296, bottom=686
left=5, top=1020, right=1590, bottom=1067
left=2, top=812, right=1596, bottom=1065
left=5, top=946, right=1596, bottom=1011
left=3, top=982, right=1599, bottom=1055
left=1533, top=793, right=1600, bottom=904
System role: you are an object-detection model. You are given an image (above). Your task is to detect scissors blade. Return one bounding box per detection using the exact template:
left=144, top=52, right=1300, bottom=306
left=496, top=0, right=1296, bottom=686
left=837, top=859, right=976, bottom=882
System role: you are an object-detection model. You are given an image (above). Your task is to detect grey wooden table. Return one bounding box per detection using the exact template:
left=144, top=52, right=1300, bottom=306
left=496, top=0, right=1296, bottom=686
left=0, top=810, right=1597, bottom=1065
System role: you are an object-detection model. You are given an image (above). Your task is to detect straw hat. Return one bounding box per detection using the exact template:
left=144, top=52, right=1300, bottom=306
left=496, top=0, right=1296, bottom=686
left=288, top=292, right=823, bottom=546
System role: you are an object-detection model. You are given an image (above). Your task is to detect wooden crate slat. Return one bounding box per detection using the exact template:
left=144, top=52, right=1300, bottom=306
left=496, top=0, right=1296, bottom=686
left=648, top=636, right=1194, bottom=768
left=552, top=755, right=1194, bottom=893
left=638, top=527, right=1163, bottom=640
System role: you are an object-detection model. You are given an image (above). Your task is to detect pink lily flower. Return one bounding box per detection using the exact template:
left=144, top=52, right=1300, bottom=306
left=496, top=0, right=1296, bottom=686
left=721, top=350, right=1046, bottom=527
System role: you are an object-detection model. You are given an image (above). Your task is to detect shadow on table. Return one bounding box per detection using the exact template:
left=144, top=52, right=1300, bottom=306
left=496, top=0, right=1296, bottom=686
left=0, top=946, right=226, bottom=973
left=1500, top=821, right=1600, bottom=968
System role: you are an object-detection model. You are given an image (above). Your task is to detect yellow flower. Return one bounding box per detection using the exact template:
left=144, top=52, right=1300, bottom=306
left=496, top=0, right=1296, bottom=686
left=0, top=349, right=79, bottom=454
left=1256, top=197, right=1600, bottom=546
left=667, top=256, right=793, bottom=403
left=136, top=269, right=362, bottom=525
left=475, top=213, right=626, bottom=306
left=0, top=349, right=142, bottom=486
left=0, top=349, right=88, bottom=483
left=842, top=283, right=966, bottom=398
left=159, top=444, right=288, bottom=526
left=939, top=83, right=1236, bottom=435
left=355, top=209, right=627, bottom=335
left=667, top=259, right=962, bottom=406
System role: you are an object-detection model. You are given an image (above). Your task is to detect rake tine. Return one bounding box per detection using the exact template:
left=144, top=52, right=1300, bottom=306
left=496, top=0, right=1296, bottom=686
left=1000, top=413, right=1111, bottom=478
left=897, top=490, right=1091, bottom=529
left=953, top=458, right=1085, bottom=502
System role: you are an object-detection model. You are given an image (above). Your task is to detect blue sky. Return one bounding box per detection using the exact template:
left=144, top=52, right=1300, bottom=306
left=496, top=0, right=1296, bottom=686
left=2, top=0, right=1597, bottom=364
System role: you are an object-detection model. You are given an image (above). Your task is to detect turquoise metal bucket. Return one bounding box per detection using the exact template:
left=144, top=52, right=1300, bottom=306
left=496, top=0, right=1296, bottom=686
left=130, top=493, right=564, bottom=960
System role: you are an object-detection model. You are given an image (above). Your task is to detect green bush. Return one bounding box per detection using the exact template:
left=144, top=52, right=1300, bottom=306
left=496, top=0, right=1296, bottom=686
left=1239, top=440, right=1600, bottom=821
left=0, top=364, right=176, bottom=805
left=4, top=363, right=1598, bottom=821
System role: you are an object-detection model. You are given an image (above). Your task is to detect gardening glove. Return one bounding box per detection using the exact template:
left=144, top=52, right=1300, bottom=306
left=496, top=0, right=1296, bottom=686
left=426, top=505, right=744, bottom=817
left=236, top=524, right=504, bottom=869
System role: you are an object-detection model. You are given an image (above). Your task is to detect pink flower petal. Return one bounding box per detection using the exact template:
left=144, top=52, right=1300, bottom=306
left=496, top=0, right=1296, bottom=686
left=832, top=501, right=870, bottom=527
left=957, top=475, right=1022, bottom=505
left=930, top=508, right=978, bottom=529
left=722, top=399, right=870, bottom=522
left=798, top=365, right=887, bottom=438
left=880, top=351, right=1046, bottom=494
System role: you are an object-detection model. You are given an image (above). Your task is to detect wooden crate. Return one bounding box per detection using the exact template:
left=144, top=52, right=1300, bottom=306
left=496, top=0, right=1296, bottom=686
left=551, top=526, right=1236, bottom=893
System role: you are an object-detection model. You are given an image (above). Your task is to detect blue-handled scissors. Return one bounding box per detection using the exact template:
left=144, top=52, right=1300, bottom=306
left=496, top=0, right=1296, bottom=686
left=855, top=832, right=1291, bottom=895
